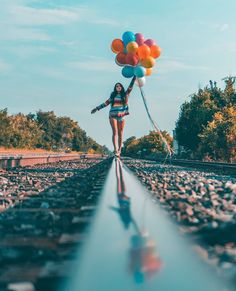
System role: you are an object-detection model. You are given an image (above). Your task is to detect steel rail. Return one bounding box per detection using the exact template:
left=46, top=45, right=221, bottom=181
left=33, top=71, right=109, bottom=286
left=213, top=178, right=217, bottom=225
left=62, top=158, right=232, bottom=291
left=133, top=157, right=236, bottom=176
left=0, top=153, right=105, bottom=169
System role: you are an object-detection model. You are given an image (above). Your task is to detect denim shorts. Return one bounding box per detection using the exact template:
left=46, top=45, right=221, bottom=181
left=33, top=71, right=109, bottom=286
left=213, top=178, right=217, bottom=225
left=110, top=116, right=124, bottom=122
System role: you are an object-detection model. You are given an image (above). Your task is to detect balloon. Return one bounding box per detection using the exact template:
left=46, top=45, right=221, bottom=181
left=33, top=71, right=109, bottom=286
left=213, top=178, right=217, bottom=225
left=141, top=56, right=155, bottom=68
left=150, top=45, right=161, bottom=58
left=137, top=44, right=150, bottom=60
left=145, top=68, right=152, bottom=76
left=126, top=41, right=139, bottom=54
left=111, top=39, right=124, bottom=54
left=134, top=66, right=146, bottom=78
left=125, top=53, right=139, bottom=66
left=135, top=33, right=145, bottom=46
left=112, top=32, right=161, bottom=78
left=135, top=77, right=146, bottom=87
left=116, top=52, right=127, bottom=66
left=122, top=31, right=135, bottom=46
left=122, top=66, right=134, bottom=78
left=144, top=39, right=156, bottom=47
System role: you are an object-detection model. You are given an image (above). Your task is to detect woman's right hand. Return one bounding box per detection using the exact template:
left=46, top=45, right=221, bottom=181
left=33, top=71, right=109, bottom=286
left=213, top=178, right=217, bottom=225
left=91, top=108, right=97, bottom=114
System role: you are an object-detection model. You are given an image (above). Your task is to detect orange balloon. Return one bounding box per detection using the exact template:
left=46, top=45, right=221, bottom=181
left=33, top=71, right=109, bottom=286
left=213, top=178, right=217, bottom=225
left=145, top=68, right=152, bottom=76
left=126, top=41, right=138, bottom=54
left=137, top=44, right=150, bottom=60
left=111, top=39, right=124, bottom=54
left=141, top=57, right=155, bottom=68
left=150, top=45, right=161, bottom=58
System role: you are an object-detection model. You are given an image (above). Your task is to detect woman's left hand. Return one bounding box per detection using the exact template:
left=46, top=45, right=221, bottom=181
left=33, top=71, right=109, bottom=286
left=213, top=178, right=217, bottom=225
left=91, top=108, right=97, bottom=114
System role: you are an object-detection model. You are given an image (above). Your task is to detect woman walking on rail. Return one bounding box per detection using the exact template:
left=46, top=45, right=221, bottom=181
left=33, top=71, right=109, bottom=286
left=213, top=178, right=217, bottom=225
left=91, top=76, right=136, bottom=158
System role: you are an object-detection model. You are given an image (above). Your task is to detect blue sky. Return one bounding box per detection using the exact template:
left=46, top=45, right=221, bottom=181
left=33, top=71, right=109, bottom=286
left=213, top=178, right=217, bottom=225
left=1, top=0, right=236, bottom=149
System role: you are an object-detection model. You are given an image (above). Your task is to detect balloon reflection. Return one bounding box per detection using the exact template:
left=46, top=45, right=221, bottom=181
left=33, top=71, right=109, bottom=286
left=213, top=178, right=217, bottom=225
left=110, top=158, right=162, bottom=283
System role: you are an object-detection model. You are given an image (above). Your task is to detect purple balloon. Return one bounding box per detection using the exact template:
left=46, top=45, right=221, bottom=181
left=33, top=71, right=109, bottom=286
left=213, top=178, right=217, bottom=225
left=144, top=39, right=156, bottom=47
left=135, top=33, right=144, bottom=46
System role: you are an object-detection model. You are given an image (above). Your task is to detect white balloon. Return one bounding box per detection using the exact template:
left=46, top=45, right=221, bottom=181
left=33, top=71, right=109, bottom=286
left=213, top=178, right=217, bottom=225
left=135, top=77, right=146, bottom=87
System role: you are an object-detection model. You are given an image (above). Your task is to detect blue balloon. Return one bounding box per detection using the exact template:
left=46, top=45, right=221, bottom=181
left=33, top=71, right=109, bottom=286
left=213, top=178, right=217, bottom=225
left=134, top=66, right=146, bottom=78
left=122, top=66, right=134, bottom=78
left=122, top=31, right=135, bottom=46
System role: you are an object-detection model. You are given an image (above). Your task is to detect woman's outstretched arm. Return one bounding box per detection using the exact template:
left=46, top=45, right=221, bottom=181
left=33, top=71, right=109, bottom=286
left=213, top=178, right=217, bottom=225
left=91, top=97, right=111, bottom=114
left=124, top=76, right=136, bottom=103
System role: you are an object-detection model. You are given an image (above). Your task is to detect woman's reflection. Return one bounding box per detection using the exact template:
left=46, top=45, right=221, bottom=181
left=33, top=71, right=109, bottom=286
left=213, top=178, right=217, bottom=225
left=110, top=159, right=162, bottom=283
left=109, top=158, right=132, bottom=229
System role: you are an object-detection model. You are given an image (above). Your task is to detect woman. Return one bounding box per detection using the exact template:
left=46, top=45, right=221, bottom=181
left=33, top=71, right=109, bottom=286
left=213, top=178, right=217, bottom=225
left=91, top=76, right=136, bottom=157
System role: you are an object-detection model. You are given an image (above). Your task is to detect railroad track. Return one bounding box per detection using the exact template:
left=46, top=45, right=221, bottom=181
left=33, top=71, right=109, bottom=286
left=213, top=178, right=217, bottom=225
left=145, top=157, right=236, bottom=176
left=0, top=157, right=235, bottom=290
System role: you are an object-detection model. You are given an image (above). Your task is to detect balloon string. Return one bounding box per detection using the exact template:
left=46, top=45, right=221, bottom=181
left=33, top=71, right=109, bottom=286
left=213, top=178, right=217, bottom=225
left=137, top=80, right=173, bottom=157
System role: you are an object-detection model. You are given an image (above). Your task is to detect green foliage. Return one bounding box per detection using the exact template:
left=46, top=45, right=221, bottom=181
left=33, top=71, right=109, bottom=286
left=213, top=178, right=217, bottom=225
left=8, top=113, right=43, bottom=148
left=198, top=107, right=236, bottom=161
left=123, top=131, right=173, bottom=158
left=0, top=109, right=11, bottom=146
left=175, top=77, right=236, bottom=161
left=0, top=109, right=106, bottom=153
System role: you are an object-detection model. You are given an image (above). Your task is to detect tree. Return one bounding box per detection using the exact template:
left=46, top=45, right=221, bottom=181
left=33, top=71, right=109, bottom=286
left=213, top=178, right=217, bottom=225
left=0, top=109, right=11, bottom=146
left=36, top=111, right=58, bottom=149
left=123, top=131, right=173, bottom=158
left=199, top=106, right=236, bottom=161
left=175, top=86, right=218, bottom=151
left=7, top=113, right=42, bottom=148
left=175, top=77, right=236, bottom=161
left=0, top=108, right=106, bottom=153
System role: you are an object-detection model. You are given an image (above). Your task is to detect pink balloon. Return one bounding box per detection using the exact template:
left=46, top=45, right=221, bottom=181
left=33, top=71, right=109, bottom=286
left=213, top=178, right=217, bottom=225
left=135, top=33, right=144, bottom=46
left=144, top=39, right=156, bottom=47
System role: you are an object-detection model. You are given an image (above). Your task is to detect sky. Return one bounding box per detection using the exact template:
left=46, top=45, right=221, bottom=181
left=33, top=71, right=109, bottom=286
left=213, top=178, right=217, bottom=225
left=1, top=0, right=236, bottom=149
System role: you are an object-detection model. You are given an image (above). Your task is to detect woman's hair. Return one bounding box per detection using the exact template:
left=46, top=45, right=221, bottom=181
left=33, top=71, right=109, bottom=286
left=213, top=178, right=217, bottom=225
left=110, top=83, right=126, bottom=105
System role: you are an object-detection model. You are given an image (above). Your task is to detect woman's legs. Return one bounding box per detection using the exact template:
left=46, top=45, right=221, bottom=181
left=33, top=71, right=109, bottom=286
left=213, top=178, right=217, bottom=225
left=117, top=119, right=125, bottom=154
left=109, top=117, right=118, bottom=153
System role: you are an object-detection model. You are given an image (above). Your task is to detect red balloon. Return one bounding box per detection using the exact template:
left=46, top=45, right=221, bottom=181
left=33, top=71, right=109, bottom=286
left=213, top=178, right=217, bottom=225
left=116, top=52, right=127, bottom=66
left=125, top=53, right=139, bottom=66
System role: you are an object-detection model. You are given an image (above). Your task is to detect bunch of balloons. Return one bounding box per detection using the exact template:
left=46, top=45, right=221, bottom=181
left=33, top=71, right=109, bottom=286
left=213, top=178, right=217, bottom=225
left=111, top=31, right=161, bottom=87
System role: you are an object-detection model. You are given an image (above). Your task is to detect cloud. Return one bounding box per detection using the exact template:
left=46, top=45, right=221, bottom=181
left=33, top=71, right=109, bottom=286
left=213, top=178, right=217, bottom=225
left=6, top=45, right=58, bottom=59
left=0, top=2, right=120, bottom=42
left=37, top=67, right=76, bottom=81
left=67, top=57, right=116, bottom=72
left=219, top=23, right=229, bottom=32
left=158, top=58, right=209, bottom=74
left=0, top=27, right=51, bottom=41
left=8, top=5, right=80, bottom=26
left=0, top=59, right=12, bottom=73
left=194, top=20, right=229, bottom=32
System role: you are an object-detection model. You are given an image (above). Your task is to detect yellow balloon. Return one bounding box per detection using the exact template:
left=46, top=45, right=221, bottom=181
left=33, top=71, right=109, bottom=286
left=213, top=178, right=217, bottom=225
left=126, top=41, right=139, bottom=54
left=141, top=57, right=155, bottom=69
left=141, top=57, right=155, bottom=68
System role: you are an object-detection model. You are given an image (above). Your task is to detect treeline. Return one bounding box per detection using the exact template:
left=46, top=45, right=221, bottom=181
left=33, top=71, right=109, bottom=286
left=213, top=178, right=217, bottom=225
left=175, top=77, right=236, bottom=162
left=122, top=130, right=173, bottom=158
left=0, top=109, right=109, bottom=154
